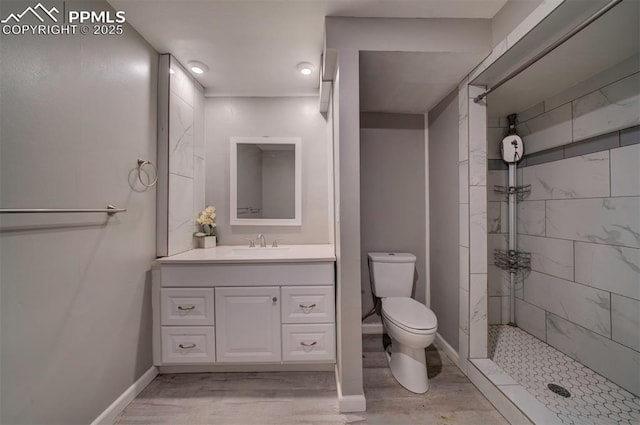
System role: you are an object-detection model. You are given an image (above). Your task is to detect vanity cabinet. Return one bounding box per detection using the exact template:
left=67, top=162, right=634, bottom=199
left=215, top=286, right=282, bottom=363
left=151, top=246, right=336, bottom=371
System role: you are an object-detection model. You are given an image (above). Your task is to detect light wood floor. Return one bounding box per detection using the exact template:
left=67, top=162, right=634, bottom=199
left=116, top=335, right=508, bottom=424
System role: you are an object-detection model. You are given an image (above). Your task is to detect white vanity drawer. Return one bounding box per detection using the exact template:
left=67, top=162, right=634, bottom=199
left=161, top=288, right=214, bottom=326
left=282, top=324, right=335, bottom=362
left=281, top=286, right=335, bottom=324
left=161, top=326, right=215, bottom=364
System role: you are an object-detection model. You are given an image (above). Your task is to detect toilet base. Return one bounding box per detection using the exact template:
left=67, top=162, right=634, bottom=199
left=385, top=336, right=429, bottom=394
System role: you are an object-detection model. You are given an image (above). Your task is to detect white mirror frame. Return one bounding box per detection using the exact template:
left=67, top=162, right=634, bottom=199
left=230, top=136, right=302, bottom=226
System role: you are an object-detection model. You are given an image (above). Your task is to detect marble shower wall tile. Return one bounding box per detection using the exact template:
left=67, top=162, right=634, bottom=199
left=546, top=197, right=640, bottom=249
left=516, top=103, right=572, bottom=154
left=469, top=100, right=487, bottom=186
left=524, top=271, right=610, bottom=337
left=487, top=202, right=501, bottom=234
left=459, top=161, right=469, bottom=204
left=518, top=234, right=574, bottom=281
left=488, top=296, right=501, bottom=325
left=522, top=151, right=610, bottom=200
left=517, top=201, right=545, bottom=236
left=611, top=144, right=640, bottom=197
left=488, top=233, right=508, bottom=256
left=460, top=246, right=469, bottom=291
left=487, top=127, right=506, bottom=160
left=487, top=170, right=507, bottom=202
left=573, top=72, right=640, bottom=142
left=458, top=83, right=469, bottom=162
left=460, top=288, right=470, bottom=333
left=194, top=156, right=205, bottom=215
left=469, top=273, right=488, bottom=358
left=500, top=296, right=510, bottom=325
left=574, top=242, right=640, bottom=301
left=611, top=294, right=640, bottom=352
left=547, top=313, right=640, bottom=396
left=169, top=60, right=195, bottom=107
left=169, top=92, right=194, bottom=178
left=194, top=84, right=205, bottom=159
left=168, top=173, right=195, bottom=255
left=469, top=186, right=487, bottom=274
left=460, top=204, right=469, bottom=247
left=515, top=298, right=546, bottom=341
left=488, top=264, right=510, bottom=296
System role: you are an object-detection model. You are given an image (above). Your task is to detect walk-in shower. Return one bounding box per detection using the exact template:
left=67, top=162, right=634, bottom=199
left=476, top=0, right=640, bottom=423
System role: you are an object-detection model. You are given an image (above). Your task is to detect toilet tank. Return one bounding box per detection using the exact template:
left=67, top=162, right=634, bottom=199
left=368, top=252, right=416, bottom=298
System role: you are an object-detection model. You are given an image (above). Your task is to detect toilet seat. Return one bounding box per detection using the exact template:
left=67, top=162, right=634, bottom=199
left=382, top=297, right=437, bottom=334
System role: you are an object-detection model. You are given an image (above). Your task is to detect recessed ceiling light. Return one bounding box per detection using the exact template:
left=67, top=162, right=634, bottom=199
left=188, top=61, right=208, bottom=75
left=297, top=62, right=314, bottom=76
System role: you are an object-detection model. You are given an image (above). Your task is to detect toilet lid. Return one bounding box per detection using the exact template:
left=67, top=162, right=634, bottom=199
left=382, top=297, right=437, bottom=331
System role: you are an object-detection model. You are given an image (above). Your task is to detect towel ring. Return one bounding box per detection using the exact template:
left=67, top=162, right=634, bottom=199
left=137, top=159, right=158, bottom=188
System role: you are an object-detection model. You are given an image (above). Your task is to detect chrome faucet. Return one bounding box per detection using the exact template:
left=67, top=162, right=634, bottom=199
left=257, top=233, right=266, bottom=248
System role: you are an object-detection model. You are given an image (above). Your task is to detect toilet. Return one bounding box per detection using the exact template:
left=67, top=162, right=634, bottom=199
left=368, top=252, right=438, bottom=393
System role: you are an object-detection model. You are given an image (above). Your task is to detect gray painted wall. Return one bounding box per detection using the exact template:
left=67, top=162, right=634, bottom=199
left=427, top=90, right=460, bottom=351
left=360, top=114, right=426, bottom=319
left=334, top=48, right=365, bottom=399
left=0, top=1, right=157, bottom=423
left=205, top=97, right=331, bottom=245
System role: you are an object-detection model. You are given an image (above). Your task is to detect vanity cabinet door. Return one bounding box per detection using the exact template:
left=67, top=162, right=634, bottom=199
left=215, top=286, right=281, bottom=363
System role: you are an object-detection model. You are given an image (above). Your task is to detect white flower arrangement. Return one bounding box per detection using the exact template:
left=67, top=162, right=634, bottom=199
left=195, top=206, right=217, bottom=237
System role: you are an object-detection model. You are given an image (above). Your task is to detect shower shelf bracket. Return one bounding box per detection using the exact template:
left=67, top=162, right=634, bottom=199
left=494, top=184, right=531, bottom=201
left=494, top=249, right=531, bottom=273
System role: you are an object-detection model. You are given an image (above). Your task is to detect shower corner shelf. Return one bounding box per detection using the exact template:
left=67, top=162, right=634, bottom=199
left=493, top=184, right=531, bottom=200
left=494, top=249, right=531, bottom=273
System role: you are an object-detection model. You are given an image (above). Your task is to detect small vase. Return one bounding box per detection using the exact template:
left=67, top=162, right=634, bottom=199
left=196, top=236, right=217, bottom=249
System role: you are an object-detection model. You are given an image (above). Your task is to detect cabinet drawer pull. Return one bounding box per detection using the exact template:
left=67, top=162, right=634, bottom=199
left=299, top=303, right=316, bottom=310
left=300, top=341, right=317, bottom=347
left=178, top=343, right=196, bottom=349
left=177, top=305, right=195, bottom=311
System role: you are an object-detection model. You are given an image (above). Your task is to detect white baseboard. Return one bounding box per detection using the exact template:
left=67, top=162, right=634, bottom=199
left=362, top=322, right=383, bottom=334
left=434, top=332, right=459, bottom=367
left=335, top=366, right=366, bottom=413
left=91, top=366, right=158, bottom=425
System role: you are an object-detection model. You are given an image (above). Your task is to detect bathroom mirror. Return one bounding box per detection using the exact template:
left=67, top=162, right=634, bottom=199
left=230, top=137, right=301, bottom=226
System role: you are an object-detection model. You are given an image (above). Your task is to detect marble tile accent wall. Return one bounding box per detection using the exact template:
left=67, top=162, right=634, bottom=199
left=458, top=80, right=470, bottom=374
left=165, top=56, right=206, bottom=256
left=467, top=85, right=488, bottom=360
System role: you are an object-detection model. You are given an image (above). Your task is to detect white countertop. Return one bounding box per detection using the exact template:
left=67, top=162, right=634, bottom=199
left=156, top=244, right=336, bottom=264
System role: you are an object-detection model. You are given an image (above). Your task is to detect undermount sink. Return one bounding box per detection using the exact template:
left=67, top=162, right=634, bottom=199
left=224, top=247, right=291, bottom=257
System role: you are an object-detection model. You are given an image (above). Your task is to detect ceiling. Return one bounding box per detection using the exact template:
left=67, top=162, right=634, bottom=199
left=485, top=0, right=639, bottom=117
left=107, top=0, right=508, bottom=98
left=360, top=51, right=489, bottom=114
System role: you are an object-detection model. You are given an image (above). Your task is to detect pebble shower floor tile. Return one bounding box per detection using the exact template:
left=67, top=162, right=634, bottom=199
left=489, top=325, right=640, bottom=425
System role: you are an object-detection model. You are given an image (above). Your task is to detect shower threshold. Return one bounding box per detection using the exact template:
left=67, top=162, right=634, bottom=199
left=484, top=325, right=640, bottom=425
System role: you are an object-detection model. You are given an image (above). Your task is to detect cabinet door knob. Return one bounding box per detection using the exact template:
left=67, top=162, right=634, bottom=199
left=177, top=305, right=195, bottom=311
left=272, top=297, right=278, bottom=303
left=178, top=343, right=196, bottom=349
